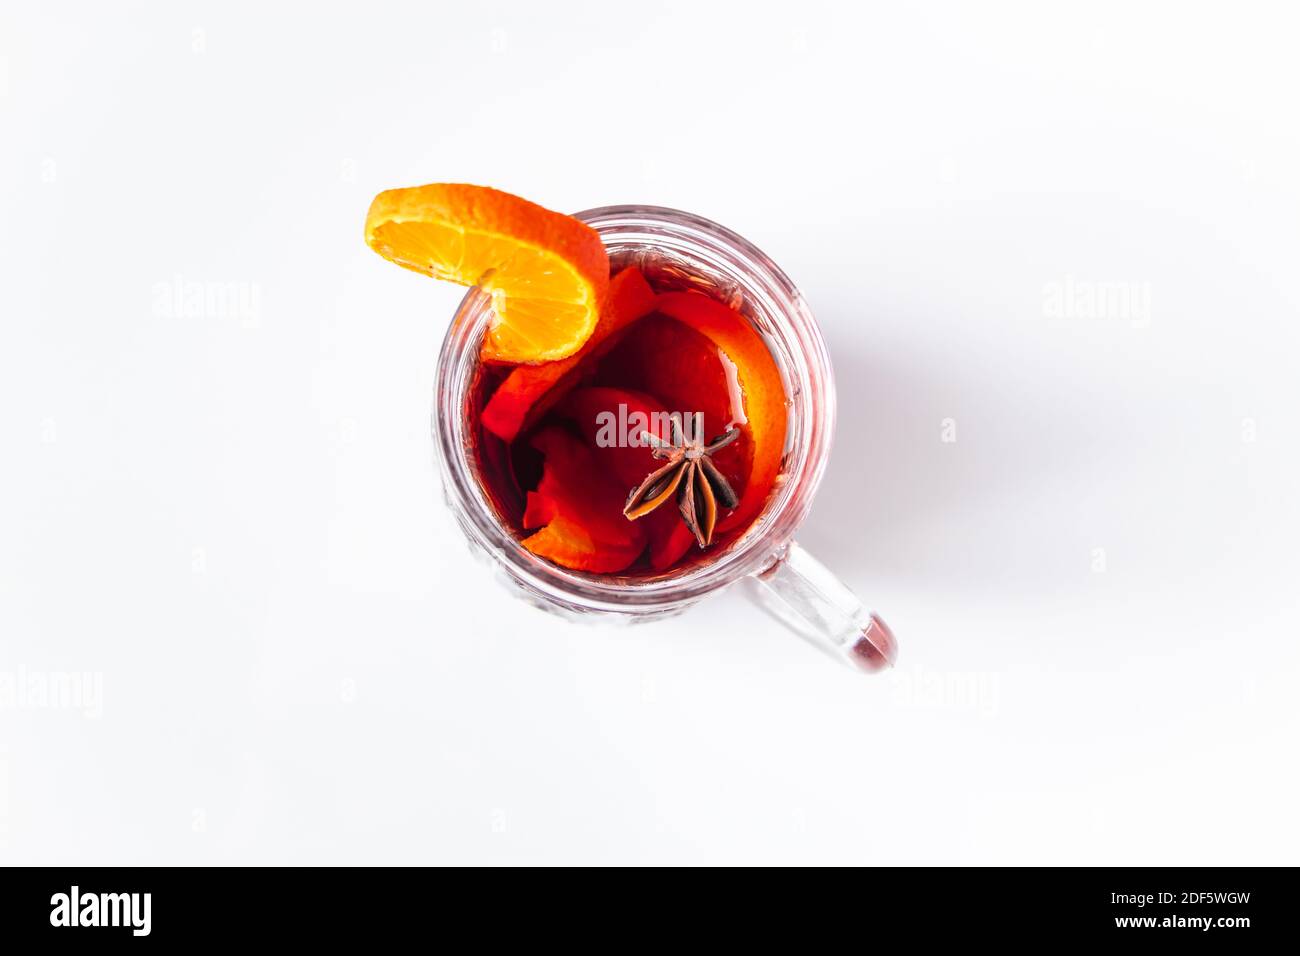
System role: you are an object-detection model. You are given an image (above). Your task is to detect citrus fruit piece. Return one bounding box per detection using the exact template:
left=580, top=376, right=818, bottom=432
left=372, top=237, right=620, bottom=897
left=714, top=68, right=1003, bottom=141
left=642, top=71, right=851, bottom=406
left=595, top=312, right=752, bottom=508
left=364, top=183, right=609, bottom=363
left=481, top=266, right=657, bottom=442
left=558, top=387, right=702, bottom=571
left=649, top=520, right=698, bottom=570
left=557, top=386, right=671, bottom=487
left=520, top=427, right=645, bottom=573
left=652, top=292, right=788, bottom=535
left=560, top=386, right=692, bottom=569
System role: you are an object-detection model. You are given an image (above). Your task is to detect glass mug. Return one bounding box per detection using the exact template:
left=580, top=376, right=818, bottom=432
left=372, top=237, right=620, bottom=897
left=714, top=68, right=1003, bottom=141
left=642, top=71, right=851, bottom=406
left=433, top=205, right=897, bottom=672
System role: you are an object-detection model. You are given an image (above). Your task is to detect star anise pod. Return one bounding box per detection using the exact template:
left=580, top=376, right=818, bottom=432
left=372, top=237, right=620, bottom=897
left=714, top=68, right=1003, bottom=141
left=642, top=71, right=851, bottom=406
left=623, top=412, right=740, bottom=548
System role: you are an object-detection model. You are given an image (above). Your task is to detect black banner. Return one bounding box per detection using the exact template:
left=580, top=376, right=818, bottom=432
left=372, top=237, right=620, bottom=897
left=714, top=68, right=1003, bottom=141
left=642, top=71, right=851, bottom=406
left=0, top=867, right=1288, bottom=944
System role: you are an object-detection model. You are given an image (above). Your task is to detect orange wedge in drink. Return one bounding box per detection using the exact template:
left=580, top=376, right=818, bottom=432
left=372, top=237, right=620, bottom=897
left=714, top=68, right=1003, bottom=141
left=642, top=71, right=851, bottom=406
left=521, top=428, right=646, bottom=573
left=481, top=266, right=657, bottom=442
left=558, top=386, right=697, bottom=571
left=654, top=292, right=789, bottom=536
left=364, top=183, right=608, bottom=363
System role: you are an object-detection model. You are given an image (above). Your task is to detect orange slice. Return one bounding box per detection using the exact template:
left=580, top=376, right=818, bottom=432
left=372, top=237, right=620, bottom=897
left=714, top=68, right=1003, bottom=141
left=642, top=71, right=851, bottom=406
left=558, top=386, right=697, bottom=571
left=520, top=428, right=645, bottom=573
left=364, top=183, right=608, bottom=363
left=653, top=292, right=789, bottom=535
left=480, top=266, right=657, bottom=442
left=595, top=311, right=752, bottom=493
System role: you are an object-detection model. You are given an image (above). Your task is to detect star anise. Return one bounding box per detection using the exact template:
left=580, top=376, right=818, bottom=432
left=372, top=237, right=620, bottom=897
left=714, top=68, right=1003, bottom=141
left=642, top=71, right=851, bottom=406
left=623, top=412, right=740, bottom=548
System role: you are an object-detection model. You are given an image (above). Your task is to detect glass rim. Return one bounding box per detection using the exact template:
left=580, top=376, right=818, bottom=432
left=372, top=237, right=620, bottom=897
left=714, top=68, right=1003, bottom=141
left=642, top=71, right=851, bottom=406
left=432, top=204, right=836, bottom=614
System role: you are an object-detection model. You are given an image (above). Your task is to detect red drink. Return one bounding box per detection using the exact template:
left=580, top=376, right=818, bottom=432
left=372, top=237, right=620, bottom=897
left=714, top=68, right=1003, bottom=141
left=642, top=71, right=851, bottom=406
left=469, top=262, right=789, bottom=576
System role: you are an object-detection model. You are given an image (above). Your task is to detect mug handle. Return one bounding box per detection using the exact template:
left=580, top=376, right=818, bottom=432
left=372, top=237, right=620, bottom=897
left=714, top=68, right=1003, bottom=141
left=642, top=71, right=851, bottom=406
left=748, top=542, right=898, bottom=673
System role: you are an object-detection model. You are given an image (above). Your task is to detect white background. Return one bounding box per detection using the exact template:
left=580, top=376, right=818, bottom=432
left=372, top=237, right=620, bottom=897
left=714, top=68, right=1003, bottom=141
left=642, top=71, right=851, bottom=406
left=2, top=1, right=1298, bottom=865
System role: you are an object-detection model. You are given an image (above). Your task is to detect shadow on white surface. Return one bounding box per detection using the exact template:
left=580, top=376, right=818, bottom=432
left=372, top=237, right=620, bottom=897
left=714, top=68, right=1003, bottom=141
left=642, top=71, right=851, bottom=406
left=797, top=320, right=1178, bottom=598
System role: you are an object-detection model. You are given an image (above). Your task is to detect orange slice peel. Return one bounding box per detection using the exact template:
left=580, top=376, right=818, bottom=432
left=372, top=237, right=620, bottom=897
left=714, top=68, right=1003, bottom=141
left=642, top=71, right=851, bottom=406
left=652, top=292, right=788, bottom=535
left=481, top=266, right=657, bottom=442
left=520, top=427, right=645, bottom=573
left=364, top=183, right=609, bottom=363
